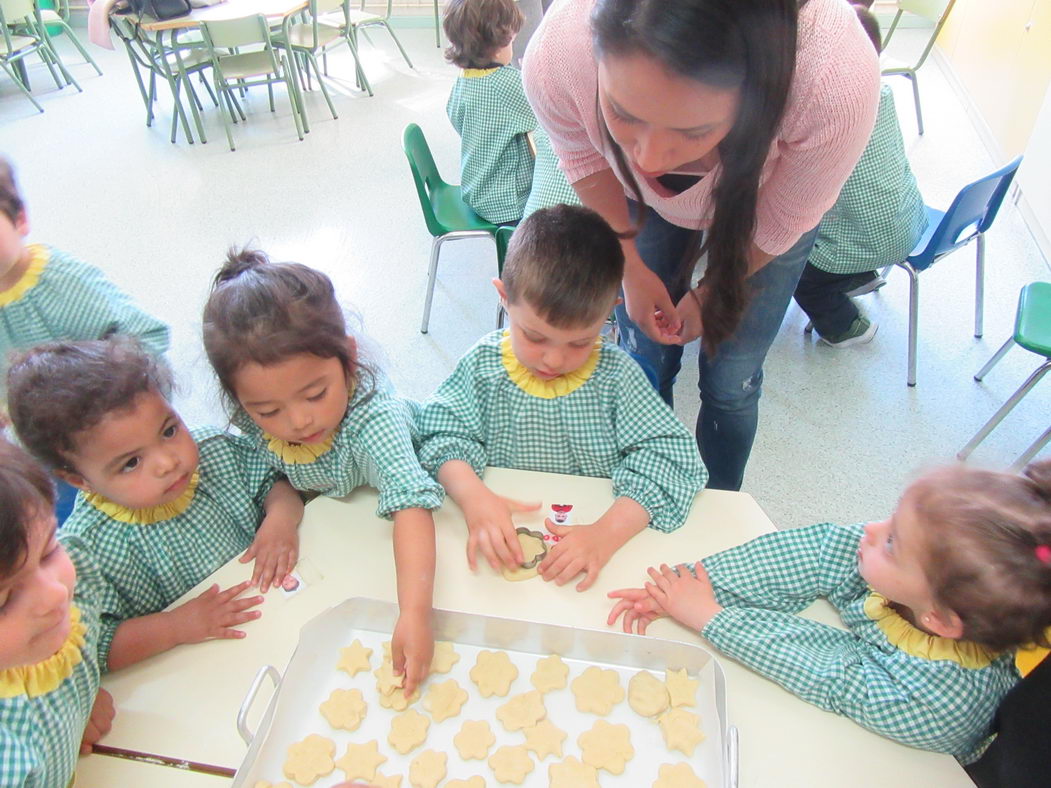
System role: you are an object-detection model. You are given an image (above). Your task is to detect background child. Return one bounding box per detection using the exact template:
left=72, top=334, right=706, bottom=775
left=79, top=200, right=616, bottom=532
left=792, top=5, right=928, bottom=347
left=608, top=461, right=1051, bottom=763
left=6, top=338, right=303, bottom=672
left=416, top=205, right=707, bottom=592
left=202, top=249, right=445, bottom=694
left=0, top=439, right=114, bottom=788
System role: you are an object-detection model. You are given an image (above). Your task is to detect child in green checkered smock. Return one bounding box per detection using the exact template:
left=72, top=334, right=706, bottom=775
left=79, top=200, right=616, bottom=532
left=610, top=461, right=1051, bottom=764
left=523, top=127, right=581, bottom=219
left=793, top=7, right=927, bottom=346
left=0, top=441, right=114, bottom=788
left=6, top=338, right=304, bottom=673
left=202, top=248, right=443, bottom=696
left=443, top=0, right=536, bottom=224
left=417, top=206, right=706, bottom=593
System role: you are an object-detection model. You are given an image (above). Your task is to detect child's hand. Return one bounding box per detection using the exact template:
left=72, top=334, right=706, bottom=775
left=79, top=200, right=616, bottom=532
left=391, top=609, right=433, bottom=696
left=644, top=562, right=723, bottom=632
left=240, top=515, right=300, bottom=593
left=462, top=490, right=539, bottom=571
left=538, top=519, right=616, bottom=592
left=606, top=587, right=666, bottom=634
left=79, top=688, right=115, bottom=754
left=169, top=580, right=263, bottom=645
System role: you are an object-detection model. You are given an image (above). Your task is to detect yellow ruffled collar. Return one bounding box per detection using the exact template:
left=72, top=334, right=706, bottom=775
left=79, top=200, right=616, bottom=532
left=500, top=331, right=602, bottom=399
left=864, top=592, right=997, bottom=669
left=264, top=432, right=336, bottom=464
left=462, top=67, right=499, bottom=78
left=0, top=244, right=47, bottom=307
left=0, top=606, right=85, bottom=699
left=84, top=471, right=199, bottom=525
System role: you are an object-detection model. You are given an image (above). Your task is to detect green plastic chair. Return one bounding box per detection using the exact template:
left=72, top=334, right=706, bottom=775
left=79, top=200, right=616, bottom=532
left=0, top=0, right=77, bottom=111
left=200, top=14, right=306, bottom=151
left=403, top=122, right=512, bottom=334
left=881, top=0, right=957, bottom=135
left=272, top=0, right=361, bottom=112
left=35, top=0, right=101, bottom=75
left=958, top=281, right=1051, bottom=470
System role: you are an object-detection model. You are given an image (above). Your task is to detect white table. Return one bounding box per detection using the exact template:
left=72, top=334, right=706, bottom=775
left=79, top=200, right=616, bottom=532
left=100, top=468, right=972, bottom=787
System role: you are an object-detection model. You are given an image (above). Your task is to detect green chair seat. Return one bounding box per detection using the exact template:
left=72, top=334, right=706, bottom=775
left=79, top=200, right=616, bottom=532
left=430, top=181, right=498, bottom=234
left=1015, top=281, right=1051, bottom=358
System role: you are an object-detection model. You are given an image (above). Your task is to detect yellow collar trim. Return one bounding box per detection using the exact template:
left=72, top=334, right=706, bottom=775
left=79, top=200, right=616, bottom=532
left=0, top=606, right=85, bottom=699
left=462, top=67, right=499, bottom=78
left=0, top=244, right=47, bottom=307
left=84, top=471, right=199, bottom=525
left=264, top=432, right=336, bottom=464
left=500, top=331, right=602, bottom=400
left=863, top=592, right=997, bottom=669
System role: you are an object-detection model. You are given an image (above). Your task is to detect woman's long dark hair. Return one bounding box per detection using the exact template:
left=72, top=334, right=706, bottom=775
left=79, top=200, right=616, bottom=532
left=592, top=0, right=800, bottom=353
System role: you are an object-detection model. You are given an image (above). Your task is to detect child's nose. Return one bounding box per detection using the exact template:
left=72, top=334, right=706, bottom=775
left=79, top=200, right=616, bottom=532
left=289, top=406, right=313, bottom=431
left=31, top=570, right=69, bottom=615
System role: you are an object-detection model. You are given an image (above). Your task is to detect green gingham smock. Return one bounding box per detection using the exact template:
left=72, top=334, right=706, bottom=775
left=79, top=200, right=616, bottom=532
left=58, top=427, right=278, bottom=667
left=523, top=127, right=581, bottom=219
left=0, top=548, right=105, bottom=788
left=232, top=376, right=444, bottom=519
left=809, top=85, right=928, bottom=275
left=447, top=66, right=536, bottom=224
left=416, top=330, right=707, bottom=532
left=698, top=522, right=1020, bottom=763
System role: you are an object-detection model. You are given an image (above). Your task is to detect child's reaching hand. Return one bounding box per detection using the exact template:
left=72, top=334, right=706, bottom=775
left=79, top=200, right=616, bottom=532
left=240, top=515, right=299, bottom=593
left=644, top=562, right=723, bottom=633
left=79, top=688, right=115, bottom=754
left=461, top=488, right=538, bottom=571
left=606, top=586, right=666, bottom=634
left=539, top=519, right=619, bottom=591
left=391, top=609, right=433, bottom=697
left=169, top=580, right=263, bottom=644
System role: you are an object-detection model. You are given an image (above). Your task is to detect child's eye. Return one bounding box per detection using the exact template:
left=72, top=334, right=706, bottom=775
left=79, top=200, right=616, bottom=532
left=257, top=409, right=278, bottom=419
left=884, top=533, right=895, bottom=554
left=162, top=424, right=178, bottom=438
left=121, top=456, right=141, bottom=473
left=306, top=388, right=327, bottom=402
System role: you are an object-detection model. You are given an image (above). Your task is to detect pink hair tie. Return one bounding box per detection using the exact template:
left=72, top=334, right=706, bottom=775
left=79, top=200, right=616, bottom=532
left=1036, top=545, right=1051, bottom=564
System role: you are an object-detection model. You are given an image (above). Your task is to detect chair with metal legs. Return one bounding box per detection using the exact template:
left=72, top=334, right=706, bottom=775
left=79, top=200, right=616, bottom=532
left=0, top=0, right=78, bottom=111
left=35, top=0, right=102, bottom=75
left=958, top=281, right=1051, bottom=470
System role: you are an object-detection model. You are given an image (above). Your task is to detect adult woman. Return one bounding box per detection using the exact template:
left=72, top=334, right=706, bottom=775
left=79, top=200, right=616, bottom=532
left=523, top=0, right=879, bottom=490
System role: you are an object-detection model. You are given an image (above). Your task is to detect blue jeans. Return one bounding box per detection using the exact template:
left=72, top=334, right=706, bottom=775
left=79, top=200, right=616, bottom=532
left=615, top=208, right=816, bottom=491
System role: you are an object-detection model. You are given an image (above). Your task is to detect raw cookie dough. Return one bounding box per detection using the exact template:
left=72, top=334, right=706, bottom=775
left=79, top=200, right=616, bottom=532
left=658, top=708, right=706, bottom=756
left=548, top=756, right=600, bottom=788
left=522, top=719, right=567, bottom=760
left=500, top=529, right=548, bottom=582
left=628, top=670, right=670, bottom=717
left=337, top=639, right=373, bottom=676
left=665, top=668, right=699, bottom=708
left=388, top=709, right=430, bottom=754
left=423, top=678, right=469, bottom=722
left=283, top=734, right=335, bottom=785
left=496, top=689, right=547, bottom=732
left=654, top=762, right=707, bottom=788
left=488, top=745, right=535, bottom=784
left=447, top=778, right=486, bottom=788
left=530, top=655, right=568, bottom=693
left=335, top=740, right=387, bottom=782
left=375, top=659, right=419, bottom=710
left=454, top=720, right=496, bottom=760
left=570, top=666, right=625, bottom=715
left=319, top=688, right=367, bottom=731
left=372, top=775, right=403, bottom=788
left=431, top=641, right=461, bottom=673
left=470, top=650, right=519, bottom=697
left=409, top=749, right=447, bottom=788
left=254, top=782, right=291, bottom=788
left=578, top=720, right=634, bottom=775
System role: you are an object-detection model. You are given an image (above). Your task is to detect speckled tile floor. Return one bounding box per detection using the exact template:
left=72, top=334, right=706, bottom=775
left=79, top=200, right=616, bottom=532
left=2, top=25, right=1048, bottom=531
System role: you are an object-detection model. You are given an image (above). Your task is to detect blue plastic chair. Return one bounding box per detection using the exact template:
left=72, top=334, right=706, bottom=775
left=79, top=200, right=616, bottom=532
left=883, top=156, right=1021, bottom=386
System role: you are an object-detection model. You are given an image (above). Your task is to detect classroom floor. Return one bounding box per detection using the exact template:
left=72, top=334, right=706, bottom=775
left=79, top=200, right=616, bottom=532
left=2, top=24, right=1048, bottom=530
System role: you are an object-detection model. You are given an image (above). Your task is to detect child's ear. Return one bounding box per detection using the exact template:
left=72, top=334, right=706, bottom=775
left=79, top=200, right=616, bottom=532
left=55, top=469, right=90, bottom=493
left=492, top=278, right=508, bottom=305
left=14, top=210, right=29, bottom=237
left=923, top=607, right=964, bottom=640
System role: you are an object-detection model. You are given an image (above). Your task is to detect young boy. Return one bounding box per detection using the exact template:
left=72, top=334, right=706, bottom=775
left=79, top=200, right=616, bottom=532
left=792, top=5, right=928, bottom=347
left=416, top=205, right=707, bottom=591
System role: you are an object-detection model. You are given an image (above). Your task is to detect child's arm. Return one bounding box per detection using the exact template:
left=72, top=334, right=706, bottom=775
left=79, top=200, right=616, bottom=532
left=239, top=478, right=304, bottom=593
left=106, top=580, right=263, bottom=671
left=79, top=688, right=115, bottom=754
left=390, top=507, right=436, bottom=697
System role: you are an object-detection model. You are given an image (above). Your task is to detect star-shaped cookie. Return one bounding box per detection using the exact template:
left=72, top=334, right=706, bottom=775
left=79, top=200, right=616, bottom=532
left=335, top=740, right=387, bottom=782
left=665, top=667, right=699, bottom=708
left=423, top=678, right=469, bottom=722
left=658, top=708, right=706, bottom=756
left=336, top=639, right=373, bottom=677
left=522, top=718, right=567, bottom=760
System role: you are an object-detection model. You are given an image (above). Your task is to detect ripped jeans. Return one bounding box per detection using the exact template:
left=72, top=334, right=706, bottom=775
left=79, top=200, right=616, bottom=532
left=615, top=207, right=816, bottom=491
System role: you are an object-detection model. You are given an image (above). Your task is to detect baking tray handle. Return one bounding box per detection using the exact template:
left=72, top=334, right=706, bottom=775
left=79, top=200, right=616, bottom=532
left=236, top=665, right=280, bottom=746
left=726, top=724, right=739, bottom=788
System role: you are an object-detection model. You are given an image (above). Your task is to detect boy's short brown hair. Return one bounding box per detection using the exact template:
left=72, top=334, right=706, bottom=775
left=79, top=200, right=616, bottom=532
left=502, top=204, right=624, bottom=329
left=0, top=156, right=25, bottom=224
left=442, top=0, right=524, bottom=69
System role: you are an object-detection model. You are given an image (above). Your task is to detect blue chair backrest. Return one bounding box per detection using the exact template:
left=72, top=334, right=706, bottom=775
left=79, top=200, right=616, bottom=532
left=911, top=155, right=1022, bottom=271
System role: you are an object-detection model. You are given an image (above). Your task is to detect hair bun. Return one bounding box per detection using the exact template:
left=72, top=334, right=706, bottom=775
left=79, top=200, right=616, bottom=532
left=215, top=247, right=270, bottom=285
left=1023, top=459, right=1051, bottom=505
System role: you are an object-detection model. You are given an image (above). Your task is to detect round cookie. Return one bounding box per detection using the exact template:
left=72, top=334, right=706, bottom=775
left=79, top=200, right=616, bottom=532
left=319, top=688, right=367, bottom=731
left=282, top=734, right=335, bottom=786
left=578, top=720, right=634, bottom=775
left=454, top=720, right=496, bottom=761
left=423, top=678, right=469, bottom=722
left=336, top=639, right=372, bottom=676
left=654, top=762, right=707, bottom=788
left=334, top=740, right=387, bottom=782
left=409, top=749, right=447, bottom=788
left=496, top=689, right=546, bottom=732
left=570, top=666, right=624, bottom=715
left=469, top=650, right=519, bottom=698
left=658, top=708, right=706, bottom=756
left=522, top=718, right=567, bottom=760
left=628, top=670, right=670, bottom=717
left=488, top=745, right=535, bottom=784
left=388, top=709, right=430, bottom=755
left=530, top=654, right=568, bottom=693
left=548, top=756, right=600, bottom=788
left=665, top=668, right=699, bottom=708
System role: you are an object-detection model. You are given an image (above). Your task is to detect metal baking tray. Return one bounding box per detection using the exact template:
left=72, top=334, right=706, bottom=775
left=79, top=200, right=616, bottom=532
left=231, top=597, right=738, bottom=787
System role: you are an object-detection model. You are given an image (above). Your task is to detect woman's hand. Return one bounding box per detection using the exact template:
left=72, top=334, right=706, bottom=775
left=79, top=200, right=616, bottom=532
left=674, top=286, right=705, bottom=345
left=644, top=563, right=723, bottom=632
left=623, top=259, right=682, bottom=344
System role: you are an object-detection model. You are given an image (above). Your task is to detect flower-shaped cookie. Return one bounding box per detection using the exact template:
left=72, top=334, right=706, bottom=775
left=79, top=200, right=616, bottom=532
left=446, top=778, right=485, bottom=788
left=371, top=775, right=403, bottom=788
left=283, top=734, right=335, bottom=785
left=389, top=709, right=430, bottom=754
left=454, top=720, right=496, bottom=760
left=254, top=781, right=292, bottom=788
left=654, top=762, right=707, bottom=788
left=374, top=659, right=404, bottom=695
left=378, top=685, right=420, bottom=711
left=523, top=719, right=567, bottom=760
left=658, top=708, right=706, bottom=756
left=496, top=689, right=546, bottom=732
left=319, top=688, right=367, bottom=731
left=469, top=650, right=519, bottom=698
left=548, top=756, right=600, bottom=788
left=423, top=678, right=469, bottom=722
left=335, top=740, right=387, bottom=782
left=409, top=749, right=447, bottom=788
left=579, top=720, right=634, bottom=775
left=430, top=641, right=460, bottom=673
left=488, top=745, right=535, bottom=785
left=570, top=666, right=624, bottom=714
left=628, top=670, right=670, bottom=717
left=530, top=654, right=569, bottom=693
left=665, top=667, right=699, bottom=708
left=336, top=639, right=373, bottom=677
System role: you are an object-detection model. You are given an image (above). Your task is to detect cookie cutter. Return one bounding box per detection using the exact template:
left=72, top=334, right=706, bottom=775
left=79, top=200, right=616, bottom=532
left=514, top=526, right=548, bottom=569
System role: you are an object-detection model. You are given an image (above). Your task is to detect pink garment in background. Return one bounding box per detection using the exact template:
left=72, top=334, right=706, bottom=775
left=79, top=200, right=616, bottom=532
left=522, top=0, right=881, bottom=257
left=87, top=0, right=120, bottom=50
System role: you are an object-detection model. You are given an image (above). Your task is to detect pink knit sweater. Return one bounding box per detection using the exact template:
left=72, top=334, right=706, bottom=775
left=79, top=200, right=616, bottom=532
left=522, top=0, right=881, bottom=256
